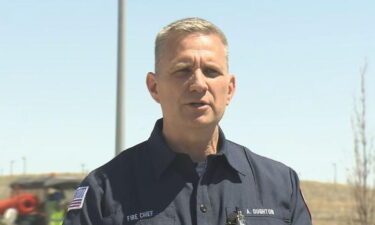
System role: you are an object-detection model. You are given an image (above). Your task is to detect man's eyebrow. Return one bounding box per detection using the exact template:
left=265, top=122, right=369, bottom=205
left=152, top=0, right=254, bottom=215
left=203, top=62, right=224, bottom=72
left=169, top=62, right=192, bottom=72
left=168, top=59, right=225, bottom=73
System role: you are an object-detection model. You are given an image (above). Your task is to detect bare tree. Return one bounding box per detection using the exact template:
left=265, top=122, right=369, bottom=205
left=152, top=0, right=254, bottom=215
left=349, top=61, right=375, bottom=225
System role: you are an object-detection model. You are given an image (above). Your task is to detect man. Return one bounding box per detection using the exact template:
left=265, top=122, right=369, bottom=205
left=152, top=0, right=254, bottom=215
left=63, top=18, right=312, bottom=225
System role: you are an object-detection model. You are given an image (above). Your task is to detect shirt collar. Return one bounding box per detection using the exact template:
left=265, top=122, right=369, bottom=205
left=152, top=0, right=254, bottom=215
left=147, top=118, right=248, bottom=179
left=147, top=119, right=177, bottom=180
left=215, top=127, right=248, bottom=176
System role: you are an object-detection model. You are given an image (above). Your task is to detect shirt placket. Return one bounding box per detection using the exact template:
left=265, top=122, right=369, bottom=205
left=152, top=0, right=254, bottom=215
left=195, top=159, right=212, bottom=225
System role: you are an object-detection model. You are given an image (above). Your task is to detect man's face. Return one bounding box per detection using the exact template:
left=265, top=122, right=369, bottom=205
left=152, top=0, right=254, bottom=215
left=147, top=33, right=236, bottom=128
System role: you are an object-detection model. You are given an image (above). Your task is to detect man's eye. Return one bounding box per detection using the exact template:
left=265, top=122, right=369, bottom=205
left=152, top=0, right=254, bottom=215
left=180, top=68, right=191, bottom=73
left=174, top=68, right=191, bottom=75
left=204, top=68, right=221, bottom=77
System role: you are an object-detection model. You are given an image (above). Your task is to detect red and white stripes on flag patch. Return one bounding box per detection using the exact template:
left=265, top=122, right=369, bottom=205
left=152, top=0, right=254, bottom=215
left=68, top=186, right=89, bottom=211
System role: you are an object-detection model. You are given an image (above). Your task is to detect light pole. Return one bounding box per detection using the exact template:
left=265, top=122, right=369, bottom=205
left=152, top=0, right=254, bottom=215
left=81, top=163, right=86, bottom=174
left=332, top=163, right=337, bottom=185
left=22, top=156, right=26, bottom=175
left=115, top=0, right=127, bottom=156
left=10, top=160, right=15, bottom=176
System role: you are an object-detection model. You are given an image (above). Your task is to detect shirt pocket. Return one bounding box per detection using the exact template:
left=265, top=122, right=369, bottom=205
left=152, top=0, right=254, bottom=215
left=137, top=217, right=175, bottom=225
left=245, top=215, right=291, bottom=225
left=126, top=206, right=175, bottom=225
left=101, top=214, right=175, bottom=225
left=137, top=208, right=175, bottom=225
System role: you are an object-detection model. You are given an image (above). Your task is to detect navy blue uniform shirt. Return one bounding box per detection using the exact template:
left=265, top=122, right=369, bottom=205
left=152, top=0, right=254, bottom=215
left=63, top=119, right=312, bottom=225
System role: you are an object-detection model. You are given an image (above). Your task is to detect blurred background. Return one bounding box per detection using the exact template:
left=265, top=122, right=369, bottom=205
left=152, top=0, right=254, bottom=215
left=0, top=1, right=374, bottom=225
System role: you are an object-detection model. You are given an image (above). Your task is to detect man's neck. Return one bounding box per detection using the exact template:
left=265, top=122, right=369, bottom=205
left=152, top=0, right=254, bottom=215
left=162, top=121, right=219, bottom=162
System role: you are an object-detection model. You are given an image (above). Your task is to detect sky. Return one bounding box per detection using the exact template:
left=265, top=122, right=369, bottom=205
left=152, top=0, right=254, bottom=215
left=0, top=0, right=374, bottom=183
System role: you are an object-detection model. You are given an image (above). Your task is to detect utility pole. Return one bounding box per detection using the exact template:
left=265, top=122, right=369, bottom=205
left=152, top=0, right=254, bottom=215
left=81, top=163, right=86, bottom=174
left=10, top=160, right=15, bottom=176
left=22, top=156, right=26, bottom=175
left=115, top=0, right=127, bottom=156
left=332, top=163, right=337, bottom=185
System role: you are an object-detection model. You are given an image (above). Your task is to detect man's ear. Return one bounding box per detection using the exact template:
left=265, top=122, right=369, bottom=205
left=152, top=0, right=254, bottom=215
left=226, top=74, right=236, bottom=105
left=146, top=72, right=160, bottom=103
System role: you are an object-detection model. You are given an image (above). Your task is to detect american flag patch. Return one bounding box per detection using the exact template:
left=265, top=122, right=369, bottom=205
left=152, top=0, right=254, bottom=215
left=68, top=186, right=89, bottom=211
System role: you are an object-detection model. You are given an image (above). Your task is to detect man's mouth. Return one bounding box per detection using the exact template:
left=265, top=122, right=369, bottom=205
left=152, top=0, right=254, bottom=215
left=190, top=103, right=207, bottom=107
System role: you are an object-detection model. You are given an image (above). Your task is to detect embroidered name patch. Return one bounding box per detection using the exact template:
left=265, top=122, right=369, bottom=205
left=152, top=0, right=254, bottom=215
left=247, top=208, right=275, bottom=215
left=68, top=186, right=89, bottom=211
left=126, top=210, right=154, bottom=222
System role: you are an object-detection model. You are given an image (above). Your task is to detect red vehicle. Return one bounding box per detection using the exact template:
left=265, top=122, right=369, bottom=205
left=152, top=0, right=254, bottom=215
left=0, top=175, right=81, bottom=225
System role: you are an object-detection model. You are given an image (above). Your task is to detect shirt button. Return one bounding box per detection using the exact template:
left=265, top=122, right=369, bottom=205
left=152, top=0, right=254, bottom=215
left=200, top=204, right=207, bottom=213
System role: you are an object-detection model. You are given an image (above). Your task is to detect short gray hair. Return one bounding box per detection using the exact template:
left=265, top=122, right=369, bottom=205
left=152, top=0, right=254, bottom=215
left=155, top=17, right=228, bottom=72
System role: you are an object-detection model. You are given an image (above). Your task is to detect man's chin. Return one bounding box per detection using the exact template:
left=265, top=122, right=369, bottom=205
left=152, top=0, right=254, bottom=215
left=185, top=116, right=218, bottom=128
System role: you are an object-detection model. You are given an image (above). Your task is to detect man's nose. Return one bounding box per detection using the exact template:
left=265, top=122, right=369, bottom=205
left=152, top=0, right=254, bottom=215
left=189, top=69, right=208, bottom=92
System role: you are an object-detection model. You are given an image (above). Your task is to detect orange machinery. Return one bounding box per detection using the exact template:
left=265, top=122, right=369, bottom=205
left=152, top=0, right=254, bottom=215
left=0, top=193, right=39, bottom=215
